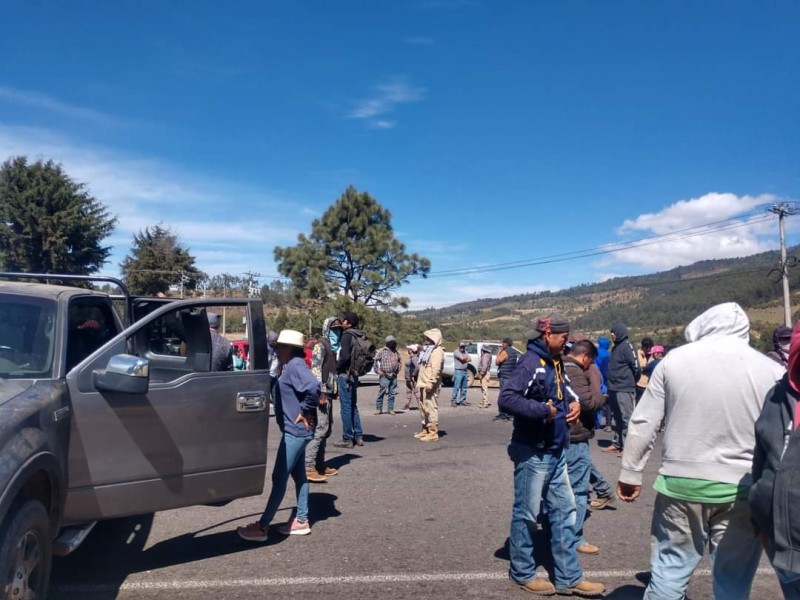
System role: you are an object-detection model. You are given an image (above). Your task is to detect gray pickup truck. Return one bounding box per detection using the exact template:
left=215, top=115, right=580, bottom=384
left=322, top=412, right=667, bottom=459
left=0, top=273, right=271, bottom=598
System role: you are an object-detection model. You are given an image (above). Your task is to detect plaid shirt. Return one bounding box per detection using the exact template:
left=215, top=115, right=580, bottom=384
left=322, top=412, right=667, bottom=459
left=375, top=347, right=401, bottom=376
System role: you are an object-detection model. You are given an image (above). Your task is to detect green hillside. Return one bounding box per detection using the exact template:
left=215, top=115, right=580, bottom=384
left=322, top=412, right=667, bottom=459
left=408, top=247, right=800, bottom=351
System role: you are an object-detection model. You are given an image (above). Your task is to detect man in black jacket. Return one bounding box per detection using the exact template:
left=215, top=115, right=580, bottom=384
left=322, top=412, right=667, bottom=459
left=564, top=339, right=607, bottom=556
left=333, top=311, right=364, bottom=449
left=603, top=323, right=640, bottom=455
left=750, top=321, right=800, bottom=596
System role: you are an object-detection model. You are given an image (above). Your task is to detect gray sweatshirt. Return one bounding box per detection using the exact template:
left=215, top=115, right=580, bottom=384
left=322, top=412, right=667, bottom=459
left=619, top=302, right=785, bottom=487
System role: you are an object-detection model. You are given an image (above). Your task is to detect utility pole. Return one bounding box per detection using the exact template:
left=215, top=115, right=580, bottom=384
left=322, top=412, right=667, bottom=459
left=770, top=202, right=798, bottom=326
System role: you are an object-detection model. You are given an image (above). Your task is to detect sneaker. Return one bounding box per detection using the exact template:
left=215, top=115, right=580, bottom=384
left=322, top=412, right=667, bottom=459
left=277, top=518, right=311, bottom=536
left=589, top=496, right=614, bottom=510
left=305, top=469, right=327, bottom=483
left=413, top=429, right=427, bottom=438
left=577, top=542, right=600, bottom=555
left=321, top=466, right=338, bottom=476
left=354, top=437, right=364, bottom=446
left=374, top=410, right=383, bottom=415
left=516, top=577, right=555, bottom=595
left=333, top=439, right=354, bottom=449
left=387, top=410, right=396, bottom=415
left=557, top=579, right=605, bottom=597
left=601, top=445, right=621, bottom=453
left=237, top=521, right=269, bottom=543
left=603, top=426, right=612, bottom=432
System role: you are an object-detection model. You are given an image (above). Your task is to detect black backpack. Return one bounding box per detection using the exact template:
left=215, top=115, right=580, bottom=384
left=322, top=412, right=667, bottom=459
left=350, top=331, right=376, bottom=377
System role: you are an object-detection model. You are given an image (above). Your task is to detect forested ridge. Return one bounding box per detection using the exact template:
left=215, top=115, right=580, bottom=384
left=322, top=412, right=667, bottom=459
left=408, top=247, right=800, bottom=351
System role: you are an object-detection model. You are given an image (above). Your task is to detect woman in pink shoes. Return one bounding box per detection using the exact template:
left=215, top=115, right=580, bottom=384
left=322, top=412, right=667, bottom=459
left=237, top=329, right=320, bottom=541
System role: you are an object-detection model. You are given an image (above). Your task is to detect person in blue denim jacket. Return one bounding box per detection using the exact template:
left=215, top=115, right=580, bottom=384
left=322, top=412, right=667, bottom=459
left=498, top=314, right=605, bottom=597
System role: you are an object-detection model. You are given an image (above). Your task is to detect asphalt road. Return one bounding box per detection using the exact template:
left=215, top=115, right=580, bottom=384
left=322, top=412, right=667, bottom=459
left=51, top=384, right=782, bottom=599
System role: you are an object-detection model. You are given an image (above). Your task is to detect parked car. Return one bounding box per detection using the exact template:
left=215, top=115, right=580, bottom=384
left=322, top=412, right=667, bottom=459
left=0, top=273, right=271, bottom=598
left=441, top=341, right=522, bottom=387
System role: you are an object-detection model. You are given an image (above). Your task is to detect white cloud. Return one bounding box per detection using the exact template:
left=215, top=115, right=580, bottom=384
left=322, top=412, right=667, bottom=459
left=0, top=124, right=309, bottom=279
left=0, top=86, right=125, bottom=127
left=600, top=192, right=784, bottom=271
left=403, top=276, right=553, bottom=310
left=347, top=78, right=426, bottom=129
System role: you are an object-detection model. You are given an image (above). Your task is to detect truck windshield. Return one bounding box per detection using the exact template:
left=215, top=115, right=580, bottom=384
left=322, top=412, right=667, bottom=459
left=0, top=294, right=56, bottom=379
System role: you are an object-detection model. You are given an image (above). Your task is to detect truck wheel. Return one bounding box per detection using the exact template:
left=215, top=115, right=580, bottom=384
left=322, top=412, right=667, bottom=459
left=467, top=370, right=475, bottom=388
left=0, top=500, right=52, bottom=600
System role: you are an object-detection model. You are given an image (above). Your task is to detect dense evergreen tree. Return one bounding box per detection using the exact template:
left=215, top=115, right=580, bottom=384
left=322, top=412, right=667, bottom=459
left=274, top=186, right=431, bottom=308
left=120, top=224, right=202, bottom=296
left=0, top=156, right=116, bottom=274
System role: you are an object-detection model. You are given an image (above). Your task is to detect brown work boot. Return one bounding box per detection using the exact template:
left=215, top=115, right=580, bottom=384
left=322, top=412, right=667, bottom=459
left=560, top=579, right=605, bottom=597
left=516, top=577, right=555, bottom=595
left=320, top=466, right=338, bottom=476
left=577, top=542, right=600, bottom=555
left=419, top=425, right=439, bottom=442
left=589, top=496, right=614, bottom=510
left=305, top=469, right=327, bottom=483
left=413, top=427, right=428, bottom=439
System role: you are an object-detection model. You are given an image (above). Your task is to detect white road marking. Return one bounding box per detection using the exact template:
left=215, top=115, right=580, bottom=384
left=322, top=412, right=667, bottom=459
left=53, top=568, right=776, bottom=592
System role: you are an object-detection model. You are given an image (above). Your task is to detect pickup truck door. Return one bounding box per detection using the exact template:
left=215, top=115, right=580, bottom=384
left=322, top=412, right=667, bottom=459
left=62, top=299, right=269, bottom=524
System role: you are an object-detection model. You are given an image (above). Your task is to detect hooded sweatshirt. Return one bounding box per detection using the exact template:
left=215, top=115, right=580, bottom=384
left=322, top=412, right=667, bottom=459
left=606, top=324, right=640, bottom=392
left=595, top=336, right=611, bottom=380
left=417, top=328, right=444, bottom=391
left=619, top=302, right=785, bottom=487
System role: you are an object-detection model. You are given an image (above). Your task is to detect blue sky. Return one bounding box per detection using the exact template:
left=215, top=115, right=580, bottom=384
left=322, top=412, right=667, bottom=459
left=1, top=1, right=798, bottom=308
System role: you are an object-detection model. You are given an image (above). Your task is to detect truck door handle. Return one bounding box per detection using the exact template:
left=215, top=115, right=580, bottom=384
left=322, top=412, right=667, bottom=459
left=236, top=391, right=267, bottom=413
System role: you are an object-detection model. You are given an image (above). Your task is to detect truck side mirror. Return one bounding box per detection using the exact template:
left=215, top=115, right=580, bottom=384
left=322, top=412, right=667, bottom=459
left=93, top=354, right=150, bottom=394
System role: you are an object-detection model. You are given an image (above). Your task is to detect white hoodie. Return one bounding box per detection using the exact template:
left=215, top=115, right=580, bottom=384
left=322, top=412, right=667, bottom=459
left=619, top=302, right=785, bottom=487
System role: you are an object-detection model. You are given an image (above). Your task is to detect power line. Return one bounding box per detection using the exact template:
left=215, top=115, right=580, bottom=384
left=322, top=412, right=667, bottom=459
left=426, top=212, right=773, bottom=278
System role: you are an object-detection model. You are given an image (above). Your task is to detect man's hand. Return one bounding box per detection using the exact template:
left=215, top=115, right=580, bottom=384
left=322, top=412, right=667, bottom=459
left=566, top=400, right=581, bottom=424
left=319, top=394, right=328, bottom=408
left=295, top=413, right=313, bottom=430
left=546, top=400, right=557, bottom=422
left=617, top=482, right=641, bottom=503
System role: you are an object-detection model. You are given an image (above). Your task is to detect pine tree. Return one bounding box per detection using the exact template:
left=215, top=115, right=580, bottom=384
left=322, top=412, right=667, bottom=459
left=0, top=156, right=116, bottom=274
left=274, top=186, right=431, bottom=308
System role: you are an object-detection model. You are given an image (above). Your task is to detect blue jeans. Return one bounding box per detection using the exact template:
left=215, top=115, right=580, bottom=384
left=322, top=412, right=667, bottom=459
left=259, top=432, right=311, bottom=525
left=338, top=374, right=362, bottom=441
left=452, top=370, right=468, bottom=405
left=507, top=442, right=583, bottom=589
left=644, top=494, right=762, bottom=600
left=565, top=442, right=591, bottom=546
left=375, top=375, right=398, bottom=412
left=589, top=461, right=612, bottom=498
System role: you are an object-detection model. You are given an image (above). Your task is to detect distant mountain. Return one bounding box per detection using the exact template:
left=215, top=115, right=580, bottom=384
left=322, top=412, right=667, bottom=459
left=408, top=246, right=800, bottom=351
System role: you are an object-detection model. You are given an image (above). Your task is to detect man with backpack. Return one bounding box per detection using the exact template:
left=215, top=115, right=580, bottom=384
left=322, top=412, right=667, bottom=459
left=334, top=311, right=372, bottom=449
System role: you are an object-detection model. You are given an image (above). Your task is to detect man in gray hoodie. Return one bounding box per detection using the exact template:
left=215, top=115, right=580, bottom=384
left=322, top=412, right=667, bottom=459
left=603, top=323, right=640, bottom=454
left=617, top=302, right=784, bottom=600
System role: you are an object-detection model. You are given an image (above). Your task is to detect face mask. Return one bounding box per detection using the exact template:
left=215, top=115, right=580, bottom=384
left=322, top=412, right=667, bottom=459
left=329, top=328, right=342, bottom=352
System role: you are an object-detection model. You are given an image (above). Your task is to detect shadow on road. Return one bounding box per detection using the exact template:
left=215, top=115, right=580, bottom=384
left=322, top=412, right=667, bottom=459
left=51, top=492, right=343, bottom=599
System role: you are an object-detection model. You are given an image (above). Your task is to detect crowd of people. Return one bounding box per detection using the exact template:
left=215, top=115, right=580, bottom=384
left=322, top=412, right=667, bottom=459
left=233, top=305, right=800, bottom=599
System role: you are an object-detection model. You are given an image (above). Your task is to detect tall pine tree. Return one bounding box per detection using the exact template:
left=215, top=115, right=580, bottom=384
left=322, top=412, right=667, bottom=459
left=0, top=156, right=116, bottom=274
left=274, top=186, right=431, bottom=308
